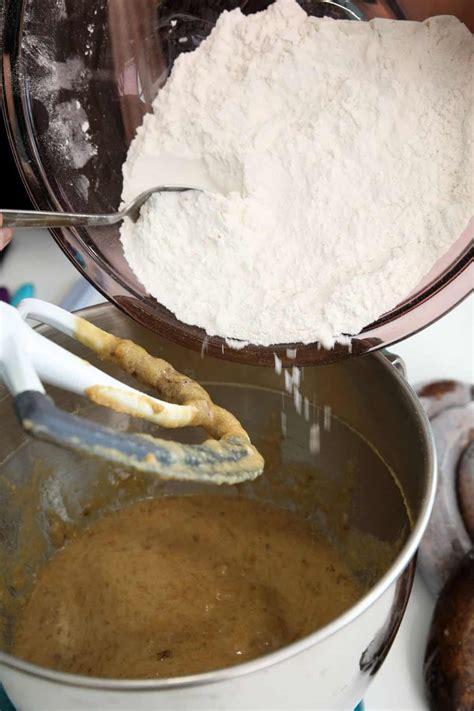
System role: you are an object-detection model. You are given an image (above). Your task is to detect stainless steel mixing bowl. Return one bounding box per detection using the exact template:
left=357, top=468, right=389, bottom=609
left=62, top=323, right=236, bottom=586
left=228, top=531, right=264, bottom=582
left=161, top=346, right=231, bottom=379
left=0, top=304, right=435, bottom=710
left=1, top=0, right=472, bottom=366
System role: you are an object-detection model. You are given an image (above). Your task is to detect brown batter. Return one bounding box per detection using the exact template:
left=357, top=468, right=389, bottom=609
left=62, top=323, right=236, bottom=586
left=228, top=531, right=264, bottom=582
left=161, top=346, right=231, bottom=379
left=73, top=316, right=264, bottom=484
left=76, top=316, right=252, bottom=441
left=13, top=495, right=363, bottom=679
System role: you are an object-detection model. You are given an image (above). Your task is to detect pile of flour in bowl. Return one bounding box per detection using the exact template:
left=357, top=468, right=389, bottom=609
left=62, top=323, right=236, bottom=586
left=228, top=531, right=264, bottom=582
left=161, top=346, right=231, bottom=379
left=121, top=0, right=473, bottom=348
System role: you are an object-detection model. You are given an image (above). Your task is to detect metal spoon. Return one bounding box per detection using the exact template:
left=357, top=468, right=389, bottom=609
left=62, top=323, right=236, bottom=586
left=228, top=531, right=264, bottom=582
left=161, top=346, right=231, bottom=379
left=0, top=186, right=192, bottom=229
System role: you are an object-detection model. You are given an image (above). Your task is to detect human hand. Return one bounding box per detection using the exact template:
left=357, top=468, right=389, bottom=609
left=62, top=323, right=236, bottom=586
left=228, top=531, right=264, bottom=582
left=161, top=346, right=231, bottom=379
left=0, top=214, right=13, bottom=251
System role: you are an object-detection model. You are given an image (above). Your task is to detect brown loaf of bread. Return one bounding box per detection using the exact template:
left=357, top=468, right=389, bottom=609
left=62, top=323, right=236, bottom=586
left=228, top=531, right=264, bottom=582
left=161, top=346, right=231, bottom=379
left=424, top=550, right=474, bottom=711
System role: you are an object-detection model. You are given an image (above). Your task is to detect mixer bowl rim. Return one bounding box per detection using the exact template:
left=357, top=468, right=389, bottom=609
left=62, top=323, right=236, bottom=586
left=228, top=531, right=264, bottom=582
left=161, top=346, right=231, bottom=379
left=0, top=312, right=437, bottom=692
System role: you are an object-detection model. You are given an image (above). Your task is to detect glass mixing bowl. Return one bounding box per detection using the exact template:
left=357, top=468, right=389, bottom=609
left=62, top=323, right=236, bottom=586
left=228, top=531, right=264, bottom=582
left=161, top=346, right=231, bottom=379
left=1, top=0, right=472, bottom=366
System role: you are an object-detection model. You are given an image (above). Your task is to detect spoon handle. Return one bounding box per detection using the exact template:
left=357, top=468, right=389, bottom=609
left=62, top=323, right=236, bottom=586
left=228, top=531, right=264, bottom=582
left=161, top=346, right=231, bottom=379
left=0, top=209, right=120, bottom=229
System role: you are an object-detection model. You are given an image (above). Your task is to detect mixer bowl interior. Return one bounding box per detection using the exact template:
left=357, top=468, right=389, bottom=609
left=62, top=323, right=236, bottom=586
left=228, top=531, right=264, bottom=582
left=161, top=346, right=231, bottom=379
left=1, top=0, right=472, bottom=366
left=0, top=304, right=435, bottom=684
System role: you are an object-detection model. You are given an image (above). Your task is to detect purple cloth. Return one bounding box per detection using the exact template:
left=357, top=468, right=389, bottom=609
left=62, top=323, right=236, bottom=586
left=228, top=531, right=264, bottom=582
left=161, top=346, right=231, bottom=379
left=0, top=287, right=10, bottom=303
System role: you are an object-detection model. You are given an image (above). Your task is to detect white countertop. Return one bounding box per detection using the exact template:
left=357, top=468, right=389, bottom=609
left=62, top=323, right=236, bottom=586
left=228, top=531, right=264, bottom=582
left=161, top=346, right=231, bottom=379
left=1, top=228, right=473, bottom=711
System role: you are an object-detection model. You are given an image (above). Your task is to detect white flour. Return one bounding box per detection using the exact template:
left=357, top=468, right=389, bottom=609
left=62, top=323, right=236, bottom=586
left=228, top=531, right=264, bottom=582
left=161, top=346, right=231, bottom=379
left=121, top=0, right=473, bottom=348
left=21, top=21, right=96, bottom=172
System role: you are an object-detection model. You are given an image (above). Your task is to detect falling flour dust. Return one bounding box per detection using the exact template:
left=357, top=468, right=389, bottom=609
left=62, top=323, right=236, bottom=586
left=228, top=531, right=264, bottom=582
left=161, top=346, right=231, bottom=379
left=121, top=0, right=473, bottom=348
